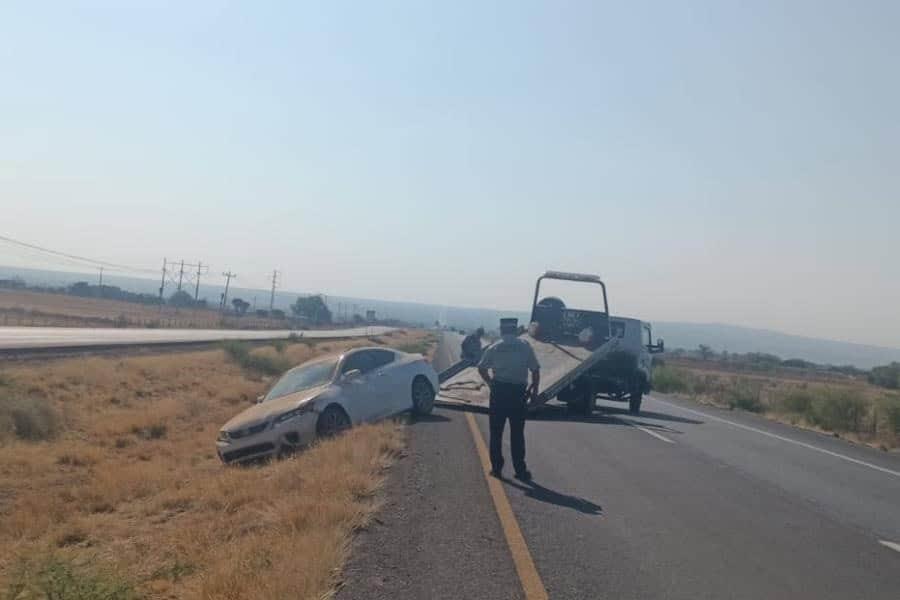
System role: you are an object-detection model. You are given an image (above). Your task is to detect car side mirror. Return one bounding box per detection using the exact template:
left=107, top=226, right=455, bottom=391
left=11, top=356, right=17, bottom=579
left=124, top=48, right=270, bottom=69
left=342, top=369, right=362, bottom=382
left=256, top=394, right=265, bottom=404
left=649, top=338, right=665, bottom=354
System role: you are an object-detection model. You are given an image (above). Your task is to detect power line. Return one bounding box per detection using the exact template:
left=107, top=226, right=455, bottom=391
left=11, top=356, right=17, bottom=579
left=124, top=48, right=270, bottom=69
left=0, top=233, right=158, bottom=274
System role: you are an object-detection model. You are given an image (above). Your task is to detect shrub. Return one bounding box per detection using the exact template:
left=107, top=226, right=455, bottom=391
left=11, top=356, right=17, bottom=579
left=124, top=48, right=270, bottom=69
left=651, top=366, right=692, bottom=393
left=222, top=341, right=290, bottom=376
left=272, top=339, right=286, bottom=354
left=776, top=389, right=814, bottom=414
left=882, top=395, right=900, bottom=435
left=723, top=379, right=763, bottom=412
left=869, top=362, right=900, bottom=390
left=809, top=388, right=868, bottom=433
left=0, top=394, right=61, bottom=442
left=5, top=556, right=137, bottom=600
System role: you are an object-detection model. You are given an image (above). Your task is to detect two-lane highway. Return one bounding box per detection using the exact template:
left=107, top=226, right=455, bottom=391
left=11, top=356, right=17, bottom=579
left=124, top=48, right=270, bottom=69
left=342, top=333, right=900, bottom=599
left=0, top=325, right=395, bottom=350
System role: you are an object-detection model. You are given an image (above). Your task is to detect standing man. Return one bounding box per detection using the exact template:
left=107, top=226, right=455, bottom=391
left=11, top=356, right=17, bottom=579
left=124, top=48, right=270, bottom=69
left=477, top=318, right=540, bottom=481
left=461, top=327, right=485, bottom=363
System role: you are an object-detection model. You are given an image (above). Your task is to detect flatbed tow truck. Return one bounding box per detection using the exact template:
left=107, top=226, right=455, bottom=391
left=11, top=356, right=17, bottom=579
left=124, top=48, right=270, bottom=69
left=438, top=271, right=626, bottom=413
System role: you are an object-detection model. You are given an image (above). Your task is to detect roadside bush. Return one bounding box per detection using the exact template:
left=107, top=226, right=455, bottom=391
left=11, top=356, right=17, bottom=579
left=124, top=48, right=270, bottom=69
left=651, top=366, right=692, bottom=393
left=809, top=388, right=868, bottom=433
left=0, top=394, right=61, bottom=442
left=271, top=339, right=287, bottom=354
left=5, top=556, right=137, bottom=600
left=722, top=379, right=763, bottom=413
left=222, top=341, right=290, bottom=376
left=775, top=389, right=814, bottom=415
left=882, top=395, right=900, bottom=436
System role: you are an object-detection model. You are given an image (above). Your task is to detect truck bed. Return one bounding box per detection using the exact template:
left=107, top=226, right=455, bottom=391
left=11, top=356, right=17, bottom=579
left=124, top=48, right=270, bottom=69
left=437, top=334, right=620, bottom=411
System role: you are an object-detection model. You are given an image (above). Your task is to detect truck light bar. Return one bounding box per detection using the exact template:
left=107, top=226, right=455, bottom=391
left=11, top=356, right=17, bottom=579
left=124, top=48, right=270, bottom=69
left=542, top=271, right=603, bottom=283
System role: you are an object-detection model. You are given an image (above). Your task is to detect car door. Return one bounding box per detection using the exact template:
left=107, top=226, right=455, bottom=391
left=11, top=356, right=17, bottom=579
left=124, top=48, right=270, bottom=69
left=367, top=349, right=405, bottom=415
left=338, top=351, right=379, bottom=423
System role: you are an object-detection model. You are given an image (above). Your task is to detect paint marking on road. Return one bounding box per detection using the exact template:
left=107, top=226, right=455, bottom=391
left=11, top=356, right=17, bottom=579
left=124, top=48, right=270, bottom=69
left=879, top=540, right=900, bottom=553
left=652, top=397, right=900, bottom=479
left=613, top=416, right=675, bottom=444
left=464, top=412, right=549, bottom=600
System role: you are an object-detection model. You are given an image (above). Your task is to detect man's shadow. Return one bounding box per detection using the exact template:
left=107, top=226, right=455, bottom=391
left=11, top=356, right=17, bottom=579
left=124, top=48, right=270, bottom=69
left=503, top=479, right=602, bottom=516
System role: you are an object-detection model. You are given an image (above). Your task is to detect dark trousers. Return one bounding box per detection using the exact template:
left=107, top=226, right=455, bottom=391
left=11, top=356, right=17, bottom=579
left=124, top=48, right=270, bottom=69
left=489, top=381, right=528, bottom=474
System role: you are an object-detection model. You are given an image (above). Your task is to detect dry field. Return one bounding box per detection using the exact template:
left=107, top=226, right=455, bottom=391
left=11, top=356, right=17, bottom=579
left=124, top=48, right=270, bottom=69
left=655, top=358, right=900, bottom=450
left=0, top=289, right=293, bottom=329
left=0, top=330, right=436, bottom=599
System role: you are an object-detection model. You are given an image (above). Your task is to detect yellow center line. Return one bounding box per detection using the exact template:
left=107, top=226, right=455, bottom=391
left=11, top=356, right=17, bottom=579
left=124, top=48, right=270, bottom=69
left=464, top=412, right=549, bottom=600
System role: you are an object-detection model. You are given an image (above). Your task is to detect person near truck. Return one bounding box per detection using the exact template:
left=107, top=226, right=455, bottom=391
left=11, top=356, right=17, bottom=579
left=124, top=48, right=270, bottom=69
left=477, top=318, right=540, bottom=481
left=461, top=327, right=485, bottom=363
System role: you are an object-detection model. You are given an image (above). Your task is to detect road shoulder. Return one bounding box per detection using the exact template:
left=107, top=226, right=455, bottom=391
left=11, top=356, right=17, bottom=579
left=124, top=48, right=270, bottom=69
left=336, top=408, right=524, bottom=600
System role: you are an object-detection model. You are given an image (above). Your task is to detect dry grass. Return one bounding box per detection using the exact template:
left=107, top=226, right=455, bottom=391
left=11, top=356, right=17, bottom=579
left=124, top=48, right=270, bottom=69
left=1, top=288, right=311, bottom=329
left=0, top=330, right=434, bottom=599
left=654, top=360, right=900, bottom=450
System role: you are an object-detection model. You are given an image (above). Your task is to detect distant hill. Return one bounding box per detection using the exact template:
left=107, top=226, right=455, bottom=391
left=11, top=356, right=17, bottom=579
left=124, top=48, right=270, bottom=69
left=3, top=264, right=899, bottom=369
left=653, top=321, right=900, bottom=369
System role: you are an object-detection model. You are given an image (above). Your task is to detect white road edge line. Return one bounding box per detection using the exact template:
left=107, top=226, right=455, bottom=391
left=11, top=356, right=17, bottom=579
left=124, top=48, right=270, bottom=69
left=613, top=416, right=675, bottom=444
left=651, top=397, right=900, bottom=479
left=879, top=540, right=900, bottom=553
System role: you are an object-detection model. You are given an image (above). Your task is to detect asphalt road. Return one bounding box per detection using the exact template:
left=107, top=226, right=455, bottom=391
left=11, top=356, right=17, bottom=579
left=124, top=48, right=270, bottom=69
left=341, top=333, right=900, bottom=599
left=0, top=325, right=395, bottom=350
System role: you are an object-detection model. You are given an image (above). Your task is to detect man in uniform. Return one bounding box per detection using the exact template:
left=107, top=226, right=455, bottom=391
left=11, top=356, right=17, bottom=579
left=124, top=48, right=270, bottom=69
left=477, top=318, right=540, bottom=481
left=461, top=327, right=485, bottom=363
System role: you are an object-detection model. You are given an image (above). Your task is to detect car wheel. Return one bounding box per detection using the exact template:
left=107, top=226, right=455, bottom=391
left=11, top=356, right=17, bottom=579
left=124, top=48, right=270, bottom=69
left=316, top=405, right=351, bottom=437
left=411, top=376, right=435, bottom=415
left=629, top=392, right=642, bottom=414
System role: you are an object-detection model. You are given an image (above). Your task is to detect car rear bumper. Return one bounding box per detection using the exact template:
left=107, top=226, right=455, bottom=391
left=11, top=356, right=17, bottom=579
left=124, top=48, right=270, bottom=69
left=217, top=412, right=318, bottom=464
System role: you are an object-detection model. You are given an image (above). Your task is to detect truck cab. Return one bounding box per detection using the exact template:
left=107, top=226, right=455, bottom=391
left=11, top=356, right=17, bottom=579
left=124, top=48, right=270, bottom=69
left=594, top=316, right=664, bottom=413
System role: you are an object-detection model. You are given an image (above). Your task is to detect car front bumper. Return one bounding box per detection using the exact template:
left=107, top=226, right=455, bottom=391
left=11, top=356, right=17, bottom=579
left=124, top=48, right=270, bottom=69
left=217, top=412, right=318, bottom=464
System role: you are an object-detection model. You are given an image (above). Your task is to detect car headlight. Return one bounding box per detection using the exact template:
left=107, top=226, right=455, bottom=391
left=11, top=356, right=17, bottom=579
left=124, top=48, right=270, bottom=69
left=273, top=403, right=315, bottom=424
left=217, top=430, right=230, bottom=442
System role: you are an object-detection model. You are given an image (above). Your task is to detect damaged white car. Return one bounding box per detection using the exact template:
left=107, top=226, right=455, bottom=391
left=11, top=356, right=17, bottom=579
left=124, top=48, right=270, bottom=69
left=217, top=347, right=438, bottom=464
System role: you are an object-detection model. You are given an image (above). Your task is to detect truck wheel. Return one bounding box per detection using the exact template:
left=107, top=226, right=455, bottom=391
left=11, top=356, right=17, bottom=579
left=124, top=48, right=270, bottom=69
left=629, top=392, right=642, bottom=414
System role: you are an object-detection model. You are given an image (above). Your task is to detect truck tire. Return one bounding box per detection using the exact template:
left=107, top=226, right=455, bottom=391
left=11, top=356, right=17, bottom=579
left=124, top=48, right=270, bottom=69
left=629, top=392, right=642, bottom=414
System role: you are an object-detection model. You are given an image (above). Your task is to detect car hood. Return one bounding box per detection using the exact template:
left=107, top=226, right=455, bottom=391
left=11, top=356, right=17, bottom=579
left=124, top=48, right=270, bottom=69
left=222, top=384, right=331, bottom=431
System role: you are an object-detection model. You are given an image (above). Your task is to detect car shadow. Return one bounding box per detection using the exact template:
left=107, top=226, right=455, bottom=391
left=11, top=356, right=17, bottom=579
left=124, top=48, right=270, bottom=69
left=504, top=479, right=603, bottom=516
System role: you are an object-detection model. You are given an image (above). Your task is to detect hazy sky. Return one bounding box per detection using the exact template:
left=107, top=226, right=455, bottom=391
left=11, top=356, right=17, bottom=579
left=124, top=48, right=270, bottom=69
left=2, top=1, right=899, bottom=347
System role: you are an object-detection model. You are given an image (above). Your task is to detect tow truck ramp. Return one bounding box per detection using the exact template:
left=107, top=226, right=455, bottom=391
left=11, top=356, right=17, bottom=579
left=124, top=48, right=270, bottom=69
left=437, top=334, right=620, bottom=411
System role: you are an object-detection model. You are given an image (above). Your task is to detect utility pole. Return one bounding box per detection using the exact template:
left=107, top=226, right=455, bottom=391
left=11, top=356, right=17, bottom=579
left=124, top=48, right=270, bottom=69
left=268, top=269, right=279, bottom=312
left=159, top=258, right=167, bottom=309
left=194, top=261, right=203, bottom=301
left=221, top=271, right=236, bottom=311
left=177, top=260, right=185, bottom=292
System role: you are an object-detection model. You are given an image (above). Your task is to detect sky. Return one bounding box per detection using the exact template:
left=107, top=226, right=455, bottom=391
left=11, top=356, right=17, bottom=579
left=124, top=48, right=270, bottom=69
left=1, top=1, right=899, bottom=347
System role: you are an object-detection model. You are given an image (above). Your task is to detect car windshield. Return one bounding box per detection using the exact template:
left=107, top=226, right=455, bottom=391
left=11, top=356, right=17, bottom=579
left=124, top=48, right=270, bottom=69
left=264, top=358, right=338, bottom=402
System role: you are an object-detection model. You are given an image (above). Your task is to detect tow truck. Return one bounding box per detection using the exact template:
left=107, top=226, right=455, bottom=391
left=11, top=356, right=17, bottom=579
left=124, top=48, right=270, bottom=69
left=438, top=271, right=663, bottom=414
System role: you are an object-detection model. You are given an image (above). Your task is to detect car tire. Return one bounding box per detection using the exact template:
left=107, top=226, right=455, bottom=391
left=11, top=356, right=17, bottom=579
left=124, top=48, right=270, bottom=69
left=316, top=405, right=351, bottom=437
left=411, top=376, right=435, bottom=415
left=629, top=392, right=642, bottom=414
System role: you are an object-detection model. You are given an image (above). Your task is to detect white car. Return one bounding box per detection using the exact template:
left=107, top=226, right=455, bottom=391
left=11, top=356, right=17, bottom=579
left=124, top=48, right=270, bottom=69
left=217, top=346, right=438, bottom=464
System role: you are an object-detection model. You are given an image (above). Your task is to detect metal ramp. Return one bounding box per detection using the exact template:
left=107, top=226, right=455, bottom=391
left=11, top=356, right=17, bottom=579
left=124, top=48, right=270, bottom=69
left=437, top=334, right=620, bottom=411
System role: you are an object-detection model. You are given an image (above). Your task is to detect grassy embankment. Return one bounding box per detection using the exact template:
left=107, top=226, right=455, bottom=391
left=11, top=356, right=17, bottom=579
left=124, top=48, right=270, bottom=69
left=653, top=360, right=900, bottom=450
left=0, top=329, right=437, bottom=599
